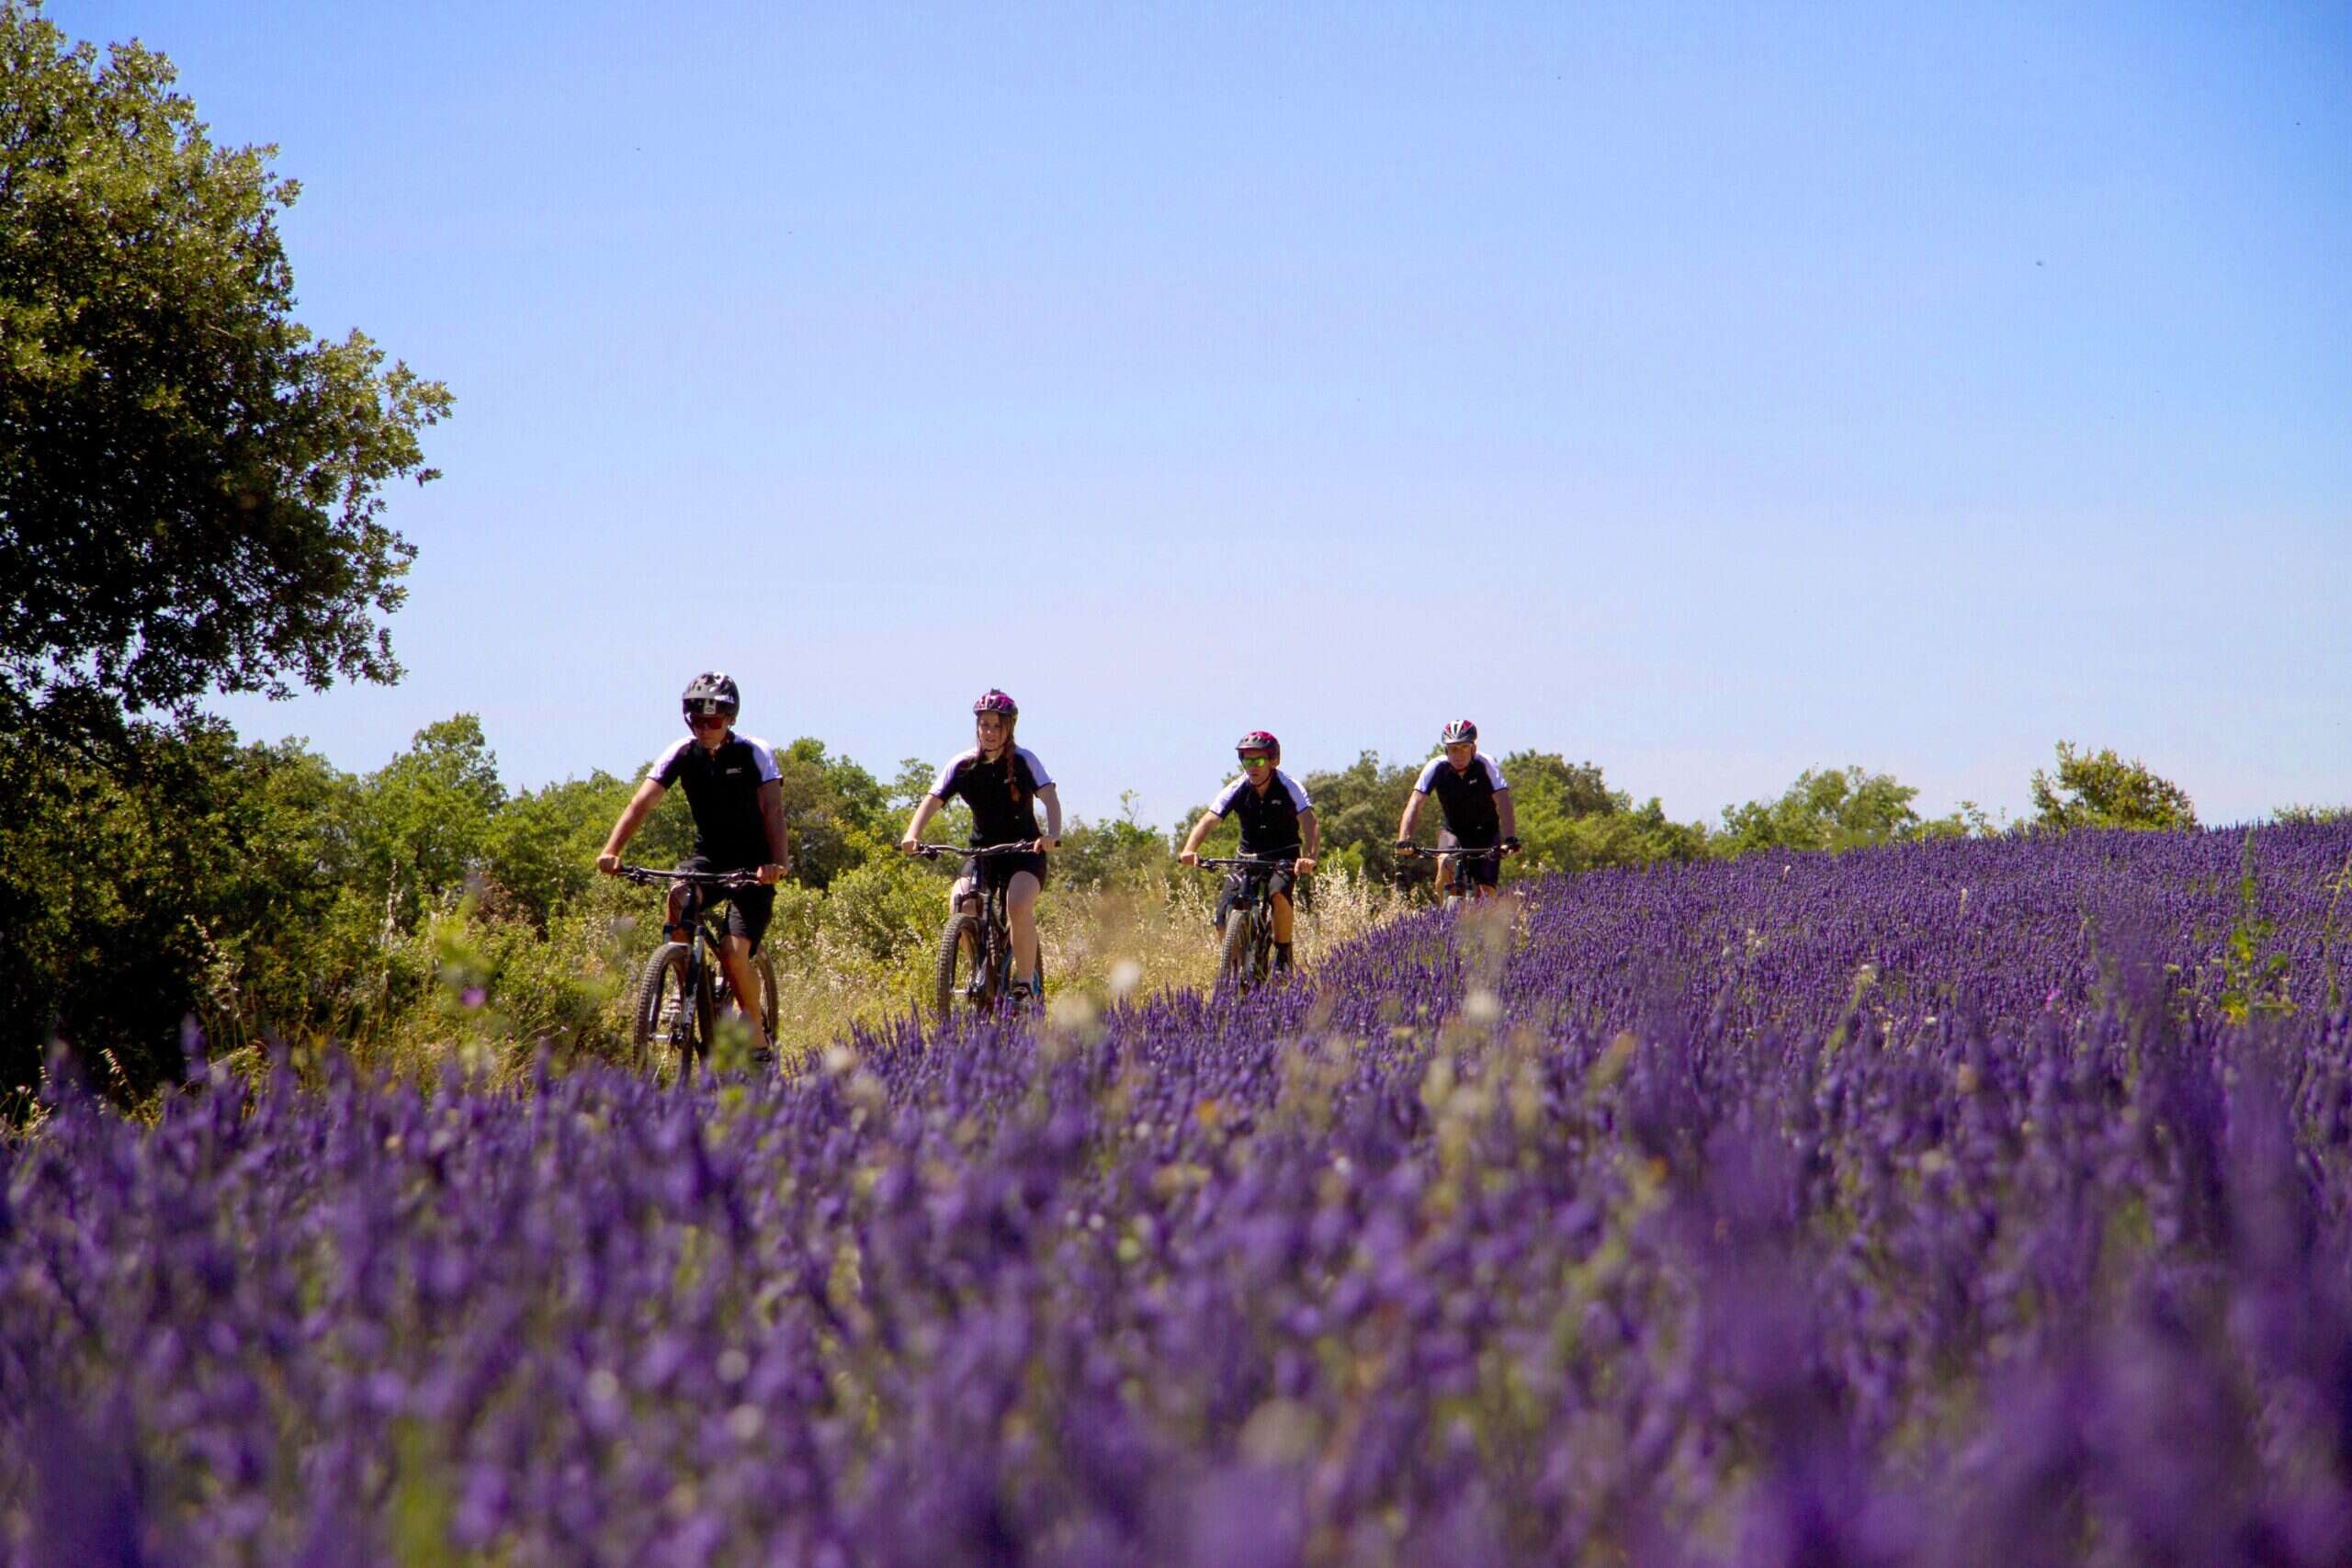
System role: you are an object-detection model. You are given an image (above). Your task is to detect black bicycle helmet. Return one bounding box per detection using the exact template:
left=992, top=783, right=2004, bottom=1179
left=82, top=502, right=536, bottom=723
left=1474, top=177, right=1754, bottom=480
left=681, top=671, right=740, bottom=719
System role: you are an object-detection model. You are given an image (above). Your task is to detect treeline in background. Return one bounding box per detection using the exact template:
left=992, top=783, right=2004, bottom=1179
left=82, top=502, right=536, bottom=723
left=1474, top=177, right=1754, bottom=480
left=9, top=711, right=2335, bottom=1099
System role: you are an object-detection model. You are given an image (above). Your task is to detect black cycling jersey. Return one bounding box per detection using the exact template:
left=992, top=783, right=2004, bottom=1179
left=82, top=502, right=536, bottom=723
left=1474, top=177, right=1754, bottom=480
left=929, top=746, right=1053, bottom=847
left=1413, top=752, right=1510, bottom=843
left=1210, top=768, right=1314, bottom=858
left=647, top=733, right=781, bottom=870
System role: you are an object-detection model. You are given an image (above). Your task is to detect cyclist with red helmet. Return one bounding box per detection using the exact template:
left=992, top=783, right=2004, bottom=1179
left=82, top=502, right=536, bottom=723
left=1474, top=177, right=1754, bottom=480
left=899, top=690, right=1062, bottom=1004
left=1395, top=718, right=1519, bottom=901
left=596, top=671, right=792, bottom=1054
left=1177, top=730, right=1319, bottom=976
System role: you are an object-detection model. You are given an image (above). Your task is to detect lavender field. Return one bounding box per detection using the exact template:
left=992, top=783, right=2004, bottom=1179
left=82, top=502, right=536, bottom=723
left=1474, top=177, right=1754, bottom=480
left=7, top=826, right=2352, bottom=1566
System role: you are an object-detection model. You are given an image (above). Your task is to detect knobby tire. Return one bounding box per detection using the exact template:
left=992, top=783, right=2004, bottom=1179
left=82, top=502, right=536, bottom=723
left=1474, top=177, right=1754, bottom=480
left=1220, top=907, right=1261, bottom=993
left=935, top=913, right=984, bottom=1021
left=632, top=943, right=703, bottom=1085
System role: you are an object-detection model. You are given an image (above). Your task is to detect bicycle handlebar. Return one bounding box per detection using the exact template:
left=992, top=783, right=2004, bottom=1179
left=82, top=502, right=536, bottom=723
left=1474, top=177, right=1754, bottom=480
left=1193, top=855, right=1295, bottom=871
left=616, top=864, right=767, bottom=889
left=908, top=841, right=1039, bottom=859
left=1394, top=843, right=1508, bottom=860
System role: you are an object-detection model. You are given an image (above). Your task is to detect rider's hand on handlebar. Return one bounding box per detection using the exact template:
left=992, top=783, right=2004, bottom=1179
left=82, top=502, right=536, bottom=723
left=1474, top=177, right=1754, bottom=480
left=757, top=863, right=786, bottom=886
left=899, top=837, right=921, bottom=856
left=1502, top=836, right=1521, bottom=855
left=1295, top=856, right=1317, bottom=877
left=1177, top=850, right=1200, bottom=868
left=596, top=852, right=622, bottom=875
left=1033, top=835, right=1057, bottom=853
left=1393, top=840, right=1417, bottom=853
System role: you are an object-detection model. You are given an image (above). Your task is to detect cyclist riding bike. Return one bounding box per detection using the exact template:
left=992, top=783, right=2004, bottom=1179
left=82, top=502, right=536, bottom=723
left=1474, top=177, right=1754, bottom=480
left=1395, top=718, right=1519, bottom=902
left=1177, top=730, right=1319, bottom=976
left=595, top=671, right=791, bottom=1055
left=899, top=690, right=1062, bottom=1005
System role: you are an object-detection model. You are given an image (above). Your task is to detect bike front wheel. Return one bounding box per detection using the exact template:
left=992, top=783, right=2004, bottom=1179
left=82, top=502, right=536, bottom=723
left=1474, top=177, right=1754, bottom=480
left=934, top=913, right=987, bottom=1021
left=1218, top=907, right=1262, bottom=993
left=631, top=942, right=707, bottom=1084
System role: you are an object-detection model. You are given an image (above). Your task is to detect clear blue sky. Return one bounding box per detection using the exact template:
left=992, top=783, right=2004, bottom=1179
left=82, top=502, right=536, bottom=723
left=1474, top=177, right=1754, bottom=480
left=80, top=0, right=2352, bottom=829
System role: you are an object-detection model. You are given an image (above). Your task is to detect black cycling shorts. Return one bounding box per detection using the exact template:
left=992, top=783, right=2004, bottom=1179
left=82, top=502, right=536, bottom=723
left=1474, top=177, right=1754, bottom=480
left=676, top=856, right=775, bottom=952
left=1437, top=829, right=1502, bottom=889
left=958, top=850, right=1048, bottom=894
left=1216, top=862, right=1296, bottom=928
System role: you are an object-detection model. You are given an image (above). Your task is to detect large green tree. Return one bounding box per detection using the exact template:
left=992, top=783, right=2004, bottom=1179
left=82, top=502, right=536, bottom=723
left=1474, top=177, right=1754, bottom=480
left=0, top=2, right=448, bottom=739
left=2030, top=741, right=2198, bottom=832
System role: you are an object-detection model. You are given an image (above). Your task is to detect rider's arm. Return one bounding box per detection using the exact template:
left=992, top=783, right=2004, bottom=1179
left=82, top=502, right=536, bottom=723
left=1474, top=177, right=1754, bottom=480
left=1396, top=793, right=1423, bottom=842
left=1496, top=787, right=1519, bottom=846
left=1297, top=807, right=1320, bottom=870
left=758, top=778, right=790, bottom=881
left=1177, top=809, right=1220, bottom=863
left=596, top=778, right=667, bottom=872
left=901, top=794, right=944, bottom=850
left=1036, top=784, right=1062, bottom=848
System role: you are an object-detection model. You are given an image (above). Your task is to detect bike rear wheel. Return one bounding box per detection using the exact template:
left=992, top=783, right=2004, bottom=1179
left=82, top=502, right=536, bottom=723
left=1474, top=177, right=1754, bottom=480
left=631, top=942, right=706, bottom=1084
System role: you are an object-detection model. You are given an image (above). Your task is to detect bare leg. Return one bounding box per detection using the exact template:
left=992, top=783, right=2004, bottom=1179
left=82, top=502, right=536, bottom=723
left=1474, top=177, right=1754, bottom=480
left=715, top=934, right=772, bottom=1053
left=1007, top=871, right=1042, bottom=986
left=1271, top=889, right=1295, bottom=944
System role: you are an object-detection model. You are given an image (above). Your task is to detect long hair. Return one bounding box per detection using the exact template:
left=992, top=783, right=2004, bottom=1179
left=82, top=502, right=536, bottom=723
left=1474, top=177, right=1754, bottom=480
left=977, top=714, right=1027, bottom=804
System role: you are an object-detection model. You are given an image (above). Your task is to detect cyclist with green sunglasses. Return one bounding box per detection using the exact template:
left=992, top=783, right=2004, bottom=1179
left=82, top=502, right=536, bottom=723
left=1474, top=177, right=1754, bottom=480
left=1177, top=730, right=1318, bottom=975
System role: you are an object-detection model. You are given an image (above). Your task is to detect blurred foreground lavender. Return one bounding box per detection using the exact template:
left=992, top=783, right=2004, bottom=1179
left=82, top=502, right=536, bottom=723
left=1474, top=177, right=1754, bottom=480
left=6, top=826, right=2352, bottom=1565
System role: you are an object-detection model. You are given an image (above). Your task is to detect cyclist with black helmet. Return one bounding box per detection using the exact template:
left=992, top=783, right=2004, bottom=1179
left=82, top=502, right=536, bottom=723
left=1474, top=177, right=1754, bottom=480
left=596, top=672, right=791, bottom=1053
left=899, top=690, right=1061, bottom=1004
left=1177, top=730, right=1319, bottom=975
left=1395, top=718, right=1519, bottom=901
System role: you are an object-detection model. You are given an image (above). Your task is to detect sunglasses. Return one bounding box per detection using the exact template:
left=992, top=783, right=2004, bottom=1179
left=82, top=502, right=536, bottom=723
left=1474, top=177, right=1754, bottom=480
left=687, top=711, right=731, bottom=728
left=1238, top=754, right=1271, bottom=768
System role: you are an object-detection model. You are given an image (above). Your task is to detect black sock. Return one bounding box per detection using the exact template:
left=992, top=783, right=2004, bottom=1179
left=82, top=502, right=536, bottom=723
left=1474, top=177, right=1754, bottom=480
left=1274, top=942, right=1294, bottom=972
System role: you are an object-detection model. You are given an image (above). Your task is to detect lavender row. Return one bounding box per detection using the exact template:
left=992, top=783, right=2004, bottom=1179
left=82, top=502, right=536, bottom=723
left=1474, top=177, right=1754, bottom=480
left=5, top=825, right=2350, bottom=1564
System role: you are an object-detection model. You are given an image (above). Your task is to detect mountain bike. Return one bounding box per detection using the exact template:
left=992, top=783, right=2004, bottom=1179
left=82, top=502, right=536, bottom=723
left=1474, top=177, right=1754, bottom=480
left=910, top=841, right=1044, bottom=1021
left=1396, top=841, right=1509, bottom=911
left=617, top=865, right=779, bottom=1082
left=1195, top=855, right=1294, bottom=993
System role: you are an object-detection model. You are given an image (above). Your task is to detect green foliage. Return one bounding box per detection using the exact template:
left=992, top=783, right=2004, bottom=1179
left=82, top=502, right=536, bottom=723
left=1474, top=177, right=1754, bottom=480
left=1504, top=752, right=1710, bottom=873
left=1057, top=794, right=1171, bottom=890
left=1715, top=765, right=1928, bottom=856
left=2275, top=804, right=2352, bottom=828
left=1302, top=751, right=1424, bottom=884
left=0, top=2, right=450, bottom=739
left=2030, top=741, right=2198, bottom=833
left=2218, top=833, right=2294, bottom=1024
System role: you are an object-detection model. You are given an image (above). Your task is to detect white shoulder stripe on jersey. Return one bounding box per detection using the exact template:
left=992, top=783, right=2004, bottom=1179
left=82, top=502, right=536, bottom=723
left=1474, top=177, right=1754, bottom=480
left=927, top=748, right=980, bottom=800
left=1210, top=776, right=1248, bottom=817
left=1480, top=752, right=1508, bottom=791
left=1279, top=769, right=1313, bottom=812
left=741, top=736, right=782, bottom=784
left=646, top=736, right=695, bottom=784
left=1413, top=757, right=1444, bottom=795
left=1014, top=746, right=1053, bottom=789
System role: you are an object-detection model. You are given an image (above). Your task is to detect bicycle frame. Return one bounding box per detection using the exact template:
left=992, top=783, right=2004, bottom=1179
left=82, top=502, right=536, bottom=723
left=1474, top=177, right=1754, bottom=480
left=1196, top=855, right=1291, bottom=990
left=619, top=865, right=769, bottom=1073
left=912, top=841, right=1039, bottom=1016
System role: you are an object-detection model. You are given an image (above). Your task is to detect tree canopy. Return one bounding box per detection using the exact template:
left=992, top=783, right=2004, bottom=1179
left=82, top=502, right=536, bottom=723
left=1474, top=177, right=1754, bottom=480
left=2030, top=741, right=2199, bottom=832
left=0, top=2, right=448, bottom=740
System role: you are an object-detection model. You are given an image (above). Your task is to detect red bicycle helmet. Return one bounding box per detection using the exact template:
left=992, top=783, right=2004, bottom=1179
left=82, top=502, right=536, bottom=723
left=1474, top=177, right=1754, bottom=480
left=973, top=689, right=1019, bottom=716
left=1235, top=729, right=1281, bottom=764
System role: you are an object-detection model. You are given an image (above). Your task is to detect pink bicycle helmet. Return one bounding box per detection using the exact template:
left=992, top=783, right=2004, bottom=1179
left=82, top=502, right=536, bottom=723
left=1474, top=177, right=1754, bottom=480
left=1235, top=729, right=1281, bottom=764
left=973, top=689, right=1019, bottom=716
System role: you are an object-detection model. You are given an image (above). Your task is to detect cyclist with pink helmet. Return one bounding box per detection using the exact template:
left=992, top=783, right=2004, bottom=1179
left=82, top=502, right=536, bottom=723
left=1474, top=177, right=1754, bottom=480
left=900, top=689, right=1061, bottom=1003
left=1396, top=718, right=1519, bottom=900
left=1177, top=730, right=1319, bottom=975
